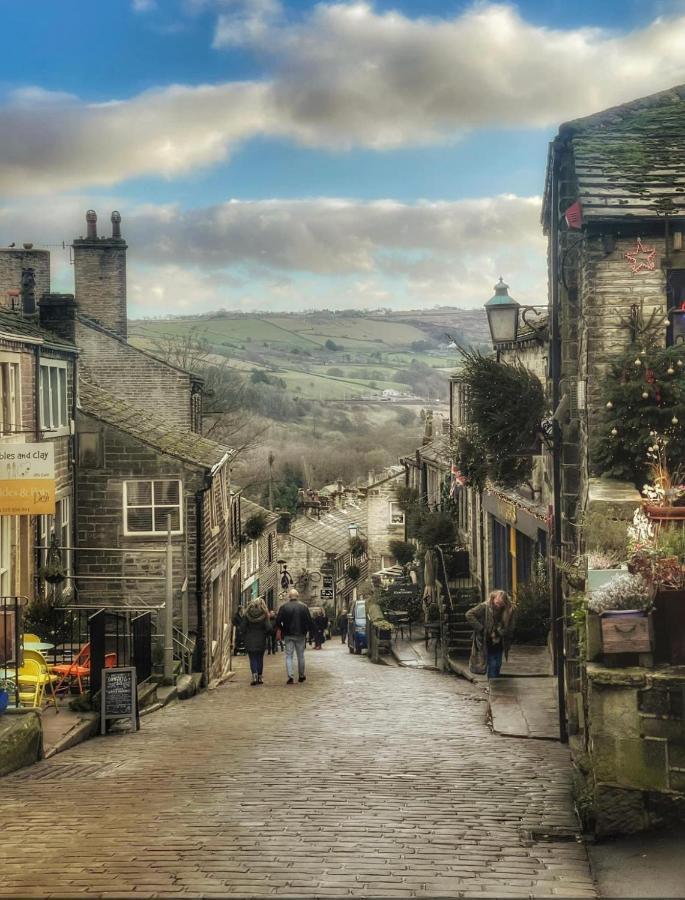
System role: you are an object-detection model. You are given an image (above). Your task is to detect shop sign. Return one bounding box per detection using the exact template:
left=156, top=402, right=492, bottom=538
left=322, top=574, right=333, bottom=589
left=494, top=496, right=517, bottom=525
left=0, top=444, right=55, bottom=515
left=320, top=588, right=334, bottom=600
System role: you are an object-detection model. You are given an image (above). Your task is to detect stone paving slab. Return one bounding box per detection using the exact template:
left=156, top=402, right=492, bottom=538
left=0, top=642, right=594, bottom=898
left=489, top=677, right=560, bottom=740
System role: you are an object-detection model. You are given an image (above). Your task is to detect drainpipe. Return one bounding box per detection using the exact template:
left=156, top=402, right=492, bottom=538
left=549, top=141, right=568, bottom=744
left=193, top=481, right=211, bottom=682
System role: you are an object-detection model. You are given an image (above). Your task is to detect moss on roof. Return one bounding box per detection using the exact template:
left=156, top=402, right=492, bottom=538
left=79, top=379, right=230, bottom=470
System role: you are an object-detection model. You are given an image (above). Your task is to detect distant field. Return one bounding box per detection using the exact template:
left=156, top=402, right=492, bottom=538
left=129, top=307, right=479, bottom=403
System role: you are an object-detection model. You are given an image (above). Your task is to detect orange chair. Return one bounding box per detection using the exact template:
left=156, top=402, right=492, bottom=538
left=52, top=644, right=118, bottom=695
left=51, top=643, right=90, bottom=695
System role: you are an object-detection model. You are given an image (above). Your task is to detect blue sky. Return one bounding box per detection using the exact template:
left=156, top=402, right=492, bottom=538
left=1, top=0, right=684, bottom=315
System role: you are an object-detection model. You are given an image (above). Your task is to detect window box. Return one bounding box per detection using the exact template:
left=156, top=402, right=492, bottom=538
left=600, top=610, right=654, bottom=655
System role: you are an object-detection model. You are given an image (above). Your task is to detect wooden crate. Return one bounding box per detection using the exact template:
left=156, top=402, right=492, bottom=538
left=600, top=612, right=653, bottom=654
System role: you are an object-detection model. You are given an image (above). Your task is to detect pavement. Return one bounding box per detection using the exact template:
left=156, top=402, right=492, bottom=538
left=588, top=826, right=685, bottom=898
left=0, top=641, right=596, bottom=899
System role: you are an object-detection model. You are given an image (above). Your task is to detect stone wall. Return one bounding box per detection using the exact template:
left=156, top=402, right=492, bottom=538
left=585, top=664, right=685, bottom=836
left=0, top=248, right=50, bottom=309
left=75, top=319, right=194, bottom=431
left=364, top=472, right=405, bottom=571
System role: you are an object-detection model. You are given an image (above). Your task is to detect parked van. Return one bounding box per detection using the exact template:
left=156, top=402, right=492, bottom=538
left=347, top=599, right=367, bottom=654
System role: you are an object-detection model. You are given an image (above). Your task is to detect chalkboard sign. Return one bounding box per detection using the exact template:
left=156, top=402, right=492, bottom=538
left=101, top=666, right=139, bottom=735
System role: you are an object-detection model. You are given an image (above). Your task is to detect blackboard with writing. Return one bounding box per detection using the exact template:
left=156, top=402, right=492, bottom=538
left=101, top=666, right=139, bottom=734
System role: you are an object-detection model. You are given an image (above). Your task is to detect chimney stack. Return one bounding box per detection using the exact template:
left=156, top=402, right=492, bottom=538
left=86, top=209, right=97, bottom=240
left=73, top=209, right=128, bottom=339
left=39, top=293, right=77, bottom=343
left=20, top=267, right=36, bottom=317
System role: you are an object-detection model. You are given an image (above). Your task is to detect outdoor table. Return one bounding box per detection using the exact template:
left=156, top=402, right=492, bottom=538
left=387, top=611, right=411, bottom=641
left=23, top=641, right=55, bottom=653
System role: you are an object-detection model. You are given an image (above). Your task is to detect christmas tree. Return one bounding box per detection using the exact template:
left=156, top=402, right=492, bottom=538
left=591, top=345, right=685, bottom=486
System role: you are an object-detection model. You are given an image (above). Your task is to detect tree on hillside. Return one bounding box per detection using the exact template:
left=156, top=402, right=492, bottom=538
left=325, top=339, right=341, bottom=351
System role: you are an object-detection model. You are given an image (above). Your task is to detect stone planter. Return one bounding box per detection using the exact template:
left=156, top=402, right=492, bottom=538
left=0, top=688, right=8, bottom=715
left=600, top=610, right=654, bottom=655
left=587, top=566, right=627, bottom=592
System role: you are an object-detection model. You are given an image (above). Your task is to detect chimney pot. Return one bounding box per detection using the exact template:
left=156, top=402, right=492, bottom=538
left=111, top=210, right=122, bottom=239
left=86, top=209, right=97, bottom=240
left=22, top=242, right=33, bottom=250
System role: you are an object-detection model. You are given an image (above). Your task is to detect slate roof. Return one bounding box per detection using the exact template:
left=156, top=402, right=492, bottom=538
left=290, top=503, right=366, bottom=556
left=0, top=308, right=77, bottom=351
left=240, top=496, right=279, bottom=527
left=546, top=84, right=685, bottom=225
left=78, top=379, right=230, bottom=471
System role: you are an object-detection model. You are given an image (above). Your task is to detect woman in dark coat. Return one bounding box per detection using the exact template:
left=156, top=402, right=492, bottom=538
left=239, top=598, right=272, bottom=684
left=465, top=590, right=515, bottom=679
left=311, top=606, right=329, bottom=650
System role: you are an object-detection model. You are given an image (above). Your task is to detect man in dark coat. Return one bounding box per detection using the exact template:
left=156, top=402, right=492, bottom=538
left=276, top=588, right=313, bottom=684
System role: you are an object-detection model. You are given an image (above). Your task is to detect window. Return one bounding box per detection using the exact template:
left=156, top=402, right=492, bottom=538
left=39, top=361, right=68, bottom=433
left=389, top=501, right=405, bottom=525
left=0, top=359, right=20, bottom=436
left=123, top=480, right=183, bottom=536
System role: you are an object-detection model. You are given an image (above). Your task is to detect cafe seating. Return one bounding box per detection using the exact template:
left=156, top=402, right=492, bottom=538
left=52, top=643, right=118, bottom=695
left=17, top=657, right=58, bottom=710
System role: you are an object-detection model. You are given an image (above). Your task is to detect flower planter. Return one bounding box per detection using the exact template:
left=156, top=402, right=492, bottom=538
left=600, top=610, right=654, bottom=655
left=587, top=566, right=627, bottom=593
left=643, top=503, right=685, bottom=523
left=0, top=688, right=9, bottom=714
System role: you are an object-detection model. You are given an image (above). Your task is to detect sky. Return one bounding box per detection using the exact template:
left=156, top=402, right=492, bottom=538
left=1, top=0, right=685, bottom=316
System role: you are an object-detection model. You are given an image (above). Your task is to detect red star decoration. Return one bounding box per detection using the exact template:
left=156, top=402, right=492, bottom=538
left=624, top=237, right=657, bottom=273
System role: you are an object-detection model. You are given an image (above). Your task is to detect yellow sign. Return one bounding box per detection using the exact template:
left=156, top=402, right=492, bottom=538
left=0, top=444, right=56, bottom=515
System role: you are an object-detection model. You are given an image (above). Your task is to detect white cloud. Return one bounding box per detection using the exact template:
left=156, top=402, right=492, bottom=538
left=0, top=193, right=546, bottom=314
left=132, top=0, right=157, bottom=11
left=3, top=3, right=685, bottom=193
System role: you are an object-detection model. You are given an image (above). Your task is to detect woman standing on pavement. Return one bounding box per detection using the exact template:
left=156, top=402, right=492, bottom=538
left=465, top=590, right=515, bottom=678
left=311, top=606, right=329, bottom=650
left=240, top=597, right=272, bottom=685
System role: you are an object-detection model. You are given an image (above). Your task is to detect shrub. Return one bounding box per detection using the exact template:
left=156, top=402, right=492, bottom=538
left=244, top=512, right=268, bottom=541
left=349, top=536, right=368, bottom=557
left=416, top=510, right=456, bottom=549
left=389, top=540, right=415, bottom=566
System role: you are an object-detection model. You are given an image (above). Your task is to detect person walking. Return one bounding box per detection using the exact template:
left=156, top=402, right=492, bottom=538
left=240, top=597, right=272, bottom=685
left=311, top=606, right=328, bottom=650
left=465, top=589, right=515, bottom=679
left=276, top=588, right=313, bottom=684
left=337, top=608, right=348, bottom=644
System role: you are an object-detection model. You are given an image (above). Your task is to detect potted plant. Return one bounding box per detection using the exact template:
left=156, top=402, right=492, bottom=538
left=243, top=512, right=268, bottom=541
left=346, top=564, right=361, bottom=581
left=0, top=676, right=12, bottom=714
left=584, top=507, right=629, bottom=591
left=587, top=573, right=654, bottom=656
left=642, top=434, right=685, bottom=522
left=349, top=536, right=367, bottom=558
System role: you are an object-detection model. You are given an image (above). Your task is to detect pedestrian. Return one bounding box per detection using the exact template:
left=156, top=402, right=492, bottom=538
left=311, top=606, right=328, bottom=650
left=276, top=587, right=313, bottom=684
left=267, top=609, right=278, bottom=655
left=465, top=589, right=515, bottom=678
left=240, top=597, right=272, bottom=685
left=337, top=608, right=348, bottom=644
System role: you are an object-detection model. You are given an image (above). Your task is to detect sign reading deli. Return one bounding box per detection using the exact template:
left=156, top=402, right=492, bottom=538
left=0, top=444, right=56, bottom=515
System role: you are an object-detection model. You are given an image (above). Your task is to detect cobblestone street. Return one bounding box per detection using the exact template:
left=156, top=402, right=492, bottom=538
left=0, top=644, right=596, bottom=898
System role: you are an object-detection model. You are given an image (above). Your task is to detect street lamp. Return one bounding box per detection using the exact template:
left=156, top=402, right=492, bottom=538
left=484, top=277, right=547, bottom=347
left=484, top=277, right=521, bottom=344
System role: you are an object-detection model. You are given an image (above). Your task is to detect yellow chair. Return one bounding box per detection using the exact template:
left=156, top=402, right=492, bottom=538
left=17, top=655, right=58, bottom=710
left=23, top=633, right=41, bottom=644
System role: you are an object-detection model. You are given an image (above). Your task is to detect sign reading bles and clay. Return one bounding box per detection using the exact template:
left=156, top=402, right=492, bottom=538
left=0, top=444, right=55, bottom=515
left=101, top=666, right=139, bottom=735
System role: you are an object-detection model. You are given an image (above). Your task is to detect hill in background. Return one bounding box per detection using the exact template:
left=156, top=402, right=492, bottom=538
left=129, top=306, right=487, bottom=504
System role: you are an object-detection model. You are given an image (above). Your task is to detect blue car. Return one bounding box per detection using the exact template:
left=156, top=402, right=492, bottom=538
left=347, top=599, right=367, bottom=654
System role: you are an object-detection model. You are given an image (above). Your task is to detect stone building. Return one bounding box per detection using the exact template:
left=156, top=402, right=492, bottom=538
left=239, top=497, right=279, bottom=609
left=542, top=84, right=685, bottom=832
left=0, top=298, right=77, bottom=604
left=0, top=210, right=236, bottom=685
left=276, top=496, right=368, bottom=616
left=358, top=465, right=405, bottom=572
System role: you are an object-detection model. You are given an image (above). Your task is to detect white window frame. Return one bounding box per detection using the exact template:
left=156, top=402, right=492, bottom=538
left=0, top=354, right=21, bottom=438
left=389, top=501, right=405, bottom=525
left=39, top=360, right=69, bottom=435
left=123, top=479, right=184, bottom=537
